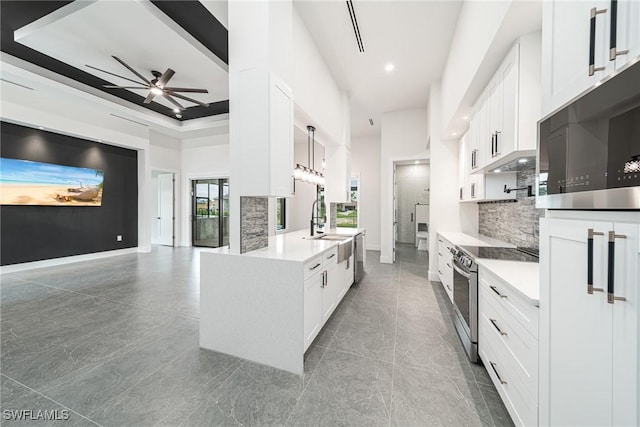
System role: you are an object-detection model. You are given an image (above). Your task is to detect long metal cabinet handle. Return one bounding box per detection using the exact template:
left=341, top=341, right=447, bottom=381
left=309, top=263, right=321, bottom=271
left=609, top=0, right=629, bottom=60
left=490, top=285, right=508, bottom=299
left=607, top=231, right=627, bottom=304
left=494, top=131, right=500, bottom=156
left=587, top=228, right=605, bottom=294
left=490, top=362, right=507, bottom=384
left=490, top=318, right=508, bottom=336
left=589, top=7, right=607, bottom=75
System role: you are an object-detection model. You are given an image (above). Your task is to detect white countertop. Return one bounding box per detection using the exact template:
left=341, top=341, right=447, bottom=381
left=438, top=231, right=515, bottom=248
left=477, top=259, right=539, bottom=305
left=202, top=228, right=365, bottom=263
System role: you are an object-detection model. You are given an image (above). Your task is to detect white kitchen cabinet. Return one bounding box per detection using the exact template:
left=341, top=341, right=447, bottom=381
left=322, top=249, right=339, bottom=323
left=479, top=266, right=539, bottom=427
left=539, top=217, right=639, bottom=427
left=237, top=68, right=294, bottom=197
left=542, top=0, right=640, bottom=116
left=437, top=234, right=454, bottom=302
left=304, top=267, right=324, bottom=351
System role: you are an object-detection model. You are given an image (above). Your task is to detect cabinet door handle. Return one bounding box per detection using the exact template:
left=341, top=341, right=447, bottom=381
left=587, top=228, right=605, bottom=294
left=327, top=253, right=336, bottom=259
left=471, top=183, right=476, bottom=198
left=447, top=284, right=452, bottom=291
left=489, top=362, right=507, bottom=384
left=323, top=270, right=328, bottom=288
left=607, top=231, right=627, bottom=304
left=309, top=263, right=321, bottom=271
left=446, top=263, right=452, bottom=269
left=438, top=270, right=442, bottom=275
left=589, top=7, right=607, bottom=75
left=489, top=285, right=508, bottom=299
left=489, top=318, right=508, bottom=336
left=494, top=131, right=500, bottom=156
left=609, top=0, right=628, bottom=60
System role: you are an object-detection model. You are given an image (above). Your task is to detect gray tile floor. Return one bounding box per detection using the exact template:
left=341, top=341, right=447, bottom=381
left=0, top=243, right=512, bottom=426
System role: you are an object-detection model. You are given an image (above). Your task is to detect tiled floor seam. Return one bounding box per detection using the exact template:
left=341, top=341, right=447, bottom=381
left=10, top=279, right=200, bottom=321
left=0, top=373, right=104, bottom=426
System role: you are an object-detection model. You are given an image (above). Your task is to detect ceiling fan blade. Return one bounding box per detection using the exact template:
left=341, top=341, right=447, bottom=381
left=166, top=91, right=210, bottom=107
left=162, top=87, right=209, bottom=94
left=86, top=64, right=146, bottom=86
left=157, top=68, right=175, bottom=88
left=164, top=94, right=185, bottom=111
left=112, top=56, right=152, bottom=85
left=143, top=91, right=156, bottom=104
left=103, top=85, right=149, bottom=89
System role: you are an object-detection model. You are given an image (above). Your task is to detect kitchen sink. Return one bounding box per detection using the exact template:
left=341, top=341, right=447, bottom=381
left=318, top=235, right=352, bottom=241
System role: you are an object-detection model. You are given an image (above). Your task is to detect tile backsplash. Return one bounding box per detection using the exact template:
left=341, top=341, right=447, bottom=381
left=479, top=165, right=545, bottom=248
left=240, top=196, right=269, bottom=253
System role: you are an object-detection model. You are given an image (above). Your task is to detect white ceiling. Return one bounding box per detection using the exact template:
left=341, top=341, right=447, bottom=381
left=14, top=0, right=228, bottom=113
left=295, top=0, right=463, bottom=138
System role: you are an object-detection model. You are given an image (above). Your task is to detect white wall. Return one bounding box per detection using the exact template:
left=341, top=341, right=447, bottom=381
left=351, top=136, right=381, bottom=250
left=395, top=164, right=430, bottom=244
left=428, top=82, right=476, bottom=280
left=179, top=134, right=230, bottom=246
left=292, top=8, right=344, bottom=146
left=380, top=108, right=430, bottom=263
left=149, top=131, right=181, bottom=246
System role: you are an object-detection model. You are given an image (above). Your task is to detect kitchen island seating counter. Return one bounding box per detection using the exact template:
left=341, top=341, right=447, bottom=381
left=200, top=228, right=365, bottom=376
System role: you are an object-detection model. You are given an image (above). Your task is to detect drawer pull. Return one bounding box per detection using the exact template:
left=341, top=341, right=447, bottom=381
left=438, top=252, right=443, bottom=256
left=490, top=361, right=507, bottom=385
left=327, top=253, right=336, bottom=259
left=438, top=270, right=442, bottom=275
left=489, top=318, right=507, bottom=336
left=489, top=285, right=508, bottom=299
left=447, top=284, right=452, bottom=291
left=309, top=263, right=321, bottom=271
left=446, top=263, right=452, bottom=269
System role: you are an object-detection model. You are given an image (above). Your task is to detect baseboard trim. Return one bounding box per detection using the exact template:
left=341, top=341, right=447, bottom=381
left=0, top=248, right=139, bottom=274
left=428, top=270, right=441, bottom=282
left=379, top=255, right=393, bottom=264
left=366, top=244, right=381, bottom=251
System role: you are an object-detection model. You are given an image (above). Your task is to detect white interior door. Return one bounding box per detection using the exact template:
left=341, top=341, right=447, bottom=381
left=157, top=173, right=174, bottom=247
left=393, top=165, right=397, bottom=263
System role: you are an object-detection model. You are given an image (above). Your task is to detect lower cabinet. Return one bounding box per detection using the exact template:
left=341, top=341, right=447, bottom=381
left=437, top=234, right=454, bottom=302
left=478, top=266, right=539, bottom=427
left=304, top=247, right=344, bottom=351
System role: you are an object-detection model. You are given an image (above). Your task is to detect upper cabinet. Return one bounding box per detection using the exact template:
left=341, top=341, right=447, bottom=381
left=466, top=32, right=542, bottom=174
left=542, top=0, right=640, bottom=117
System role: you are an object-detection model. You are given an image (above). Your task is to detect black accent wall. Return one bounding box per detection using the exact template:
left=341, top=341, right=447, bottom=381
left=1, top=122, right=138, bottom=265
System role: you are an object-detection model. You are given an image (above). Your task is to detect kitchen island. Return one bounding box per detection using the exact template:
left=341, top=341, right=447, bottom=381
left=200, top=228, right=365, bottom=375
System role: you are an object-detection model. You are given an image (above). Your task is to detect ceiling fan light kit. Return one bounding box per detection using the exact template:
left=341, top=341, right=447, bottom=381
left=87, top=56, right=210, bottom=116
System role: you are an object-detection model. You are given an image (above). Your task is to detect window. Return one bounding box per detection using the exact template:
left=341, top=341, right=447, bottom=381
left=336, top=177, right=359, bottom=228
left=276, top=197, right=286, bottom=231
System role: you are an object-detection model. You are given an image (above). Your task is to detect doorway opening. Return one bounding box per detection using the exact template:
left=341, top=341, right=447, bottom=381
left=192, top=178, right=229, bottom=248
left=393, top=160, right=430, bottom=261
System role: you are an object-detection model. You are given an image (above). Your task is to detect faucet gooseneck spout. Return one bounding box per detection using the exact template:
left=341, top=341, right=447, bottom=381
left=310, top=199, right=319, bottom=236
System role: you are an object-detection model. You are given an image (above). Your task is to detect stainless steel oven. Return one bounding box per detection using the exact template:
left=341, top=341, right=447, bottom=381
left=451, top=248, right=478, bottom=363
left=537, top=60, right=640, bottom=209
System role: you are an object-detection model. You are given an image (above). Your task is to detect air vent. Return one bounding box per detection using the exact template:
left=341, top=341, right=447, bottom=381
left=109, top=113, right=149, bottom=127
left=369, top=118, right=374, bottom=126
left=346, top=0, right=365, bottom=53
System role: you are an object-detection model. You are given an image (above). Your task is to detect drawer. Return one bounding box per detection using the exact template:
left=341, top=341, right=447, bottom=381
left=479, top=300, right=538, bottom=398
left=304, top=254, right=324, bottom=281
left=480, top=325, right=538, bottom=427
left=324, top=247, right=338, bottom=265
left=479, top=268, right=538, bottom=337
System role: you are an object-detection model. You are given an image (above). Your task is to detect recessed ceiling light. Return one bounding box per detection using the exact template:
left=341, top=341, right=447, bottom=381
left=385, top=63, right=395, bottom=72
left=452, top=132, right=457, bottom=136
left=494, top=169, right=501, bottom=173
left=97, top=139, right=102, bottom=143
left=462, top=116, right=469, bottom=120
left=518, top=158, right=528, bottom=163
left=415, top=160, right=419, bottom=164
left=150, top=87, right=163, bottom=95
left=173, top=108, right=180, bottom=113
left=175, top=113, right=182, bottom=119
left=38, top=126, right=44, bottom=130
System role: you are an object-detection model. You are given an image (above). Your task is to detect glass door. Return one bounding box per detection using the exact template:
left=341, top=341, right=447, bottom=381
left=192, top=178, right=228, bottom=248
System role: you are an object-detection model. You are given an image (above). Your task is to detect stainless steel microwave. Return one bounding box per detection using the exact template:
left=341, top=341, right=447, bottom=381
left=537, top=60, right=640, bottom=209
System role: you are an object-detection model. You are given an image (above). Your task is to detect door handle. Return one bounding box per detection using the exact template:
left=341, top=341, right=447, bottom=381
left=607, top=231, right=627, bottom=304
left=587, top=228, right=605, bottom=294
left=589, top=7, right=607, bottom=75
left=609, top=0, right=628, bottom=60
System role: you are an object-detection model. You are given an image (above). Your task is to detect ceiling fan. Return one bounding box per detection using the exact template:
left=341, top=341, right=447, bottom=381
left=86, top=56, right=210, bottom=112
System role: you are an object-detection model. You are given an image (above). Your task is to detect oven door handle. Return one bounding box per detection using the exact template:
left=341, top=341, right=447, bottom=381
left=452, top=261, right=471, bottom=279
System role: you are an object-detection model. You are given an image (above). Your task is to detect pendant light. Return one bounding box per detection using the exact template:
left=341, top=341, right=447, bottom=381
left=293, top=126, right=325, bottom=186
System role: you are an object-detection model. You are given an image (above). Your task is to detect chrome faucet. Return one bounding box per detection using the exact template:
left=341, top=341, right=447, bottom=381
left=310, top=199, right=325, bottom=236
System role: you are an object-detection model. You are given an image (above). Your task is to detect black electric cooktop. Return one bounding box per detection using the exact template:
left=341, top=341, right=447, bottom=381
left=459, top=246, right=539, bottom=263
